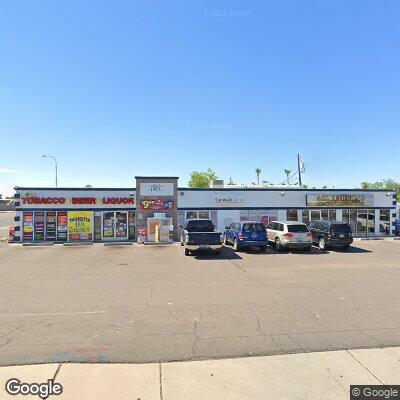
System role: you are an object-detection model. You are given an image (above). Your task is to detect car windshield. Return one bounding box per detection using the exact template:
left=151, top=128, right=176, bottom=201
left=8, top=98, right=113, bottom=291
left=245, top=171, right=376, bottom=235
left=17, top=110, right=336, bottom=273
left=331, top=223, right=352, bottom=233
left=186, top=220, right=215, bottom=232
left=242, top=223, right=265, bottom=232
left=287, top=224, right=309, bottom=233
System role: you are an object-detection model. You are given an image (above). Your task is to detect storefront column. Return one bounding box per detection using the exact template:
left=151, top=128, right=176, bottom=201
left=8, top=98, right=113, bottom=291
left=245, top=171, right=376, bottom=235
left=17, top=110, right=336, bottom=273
left=336, top=209, right=343, bottom=222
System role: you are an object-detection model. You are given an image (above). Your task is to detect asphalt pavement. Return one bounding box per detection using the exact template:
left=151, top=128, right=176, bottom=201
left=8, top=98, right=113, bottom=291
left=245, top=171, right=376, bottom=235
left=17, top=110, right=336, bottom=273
left=0, top=240, right=400, bottom=365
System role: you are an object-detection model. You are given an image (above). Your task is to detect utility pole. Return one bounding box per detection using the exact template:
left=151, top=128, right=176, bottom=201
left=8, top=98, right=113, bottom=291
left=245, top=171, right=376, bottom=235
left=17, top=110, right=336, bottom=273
left=297, top=154, right=302, bottom=186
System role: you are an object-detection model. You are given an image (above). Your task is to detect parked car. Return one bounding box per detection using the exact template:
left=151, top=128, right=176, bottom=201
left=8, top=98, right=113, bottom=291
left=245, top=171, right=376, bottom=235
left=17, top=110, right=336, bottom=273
left=308, top=220, right=353, bottom=250
left=395, top=219, right=400, bottom=236
left=266, top=221, right=312, bottom=251
left=180, top=219, right=222, bottom=256
left=223, top=221, right=268, bottom=252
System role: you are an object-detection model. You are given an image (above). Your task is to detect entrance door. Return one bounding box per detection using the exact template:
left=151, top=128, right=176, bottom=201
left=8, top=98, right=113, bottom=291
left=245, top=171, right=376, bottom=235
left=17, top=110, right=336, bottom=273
left=147, top=217, right=173, bottom=242
left=102, top=211, right=128, bottom=240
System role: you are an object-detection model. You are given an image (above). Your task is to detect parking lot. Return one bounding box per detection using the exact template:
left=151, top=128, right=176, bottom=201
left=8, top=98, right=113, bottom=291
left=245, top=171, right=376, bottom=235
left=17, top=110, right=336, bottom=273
left=1, top=240, right=400, bottom=366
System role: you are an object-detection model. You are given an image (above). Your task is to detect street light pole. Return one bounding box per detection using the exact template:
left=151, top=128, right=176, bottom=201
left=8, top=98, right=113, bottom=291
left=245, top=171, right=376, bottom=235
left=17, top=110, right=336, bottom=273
left=42, top=154, right=58, bottom=187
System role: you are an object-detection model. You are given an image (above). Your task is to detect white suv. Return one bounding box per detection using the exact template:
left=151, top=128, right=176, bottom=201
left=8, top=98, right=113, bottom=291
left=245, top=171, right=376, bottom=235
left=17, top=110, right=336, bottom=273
left=266, top=221, right=312, bottom=251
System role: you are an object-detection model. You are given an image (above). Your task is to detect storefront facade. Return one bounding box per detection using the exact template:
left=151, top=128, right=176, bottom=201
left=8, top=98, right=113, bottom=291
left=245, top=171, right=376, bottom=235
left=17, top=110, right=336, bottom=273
left=13, top=179, right=397, bottom=243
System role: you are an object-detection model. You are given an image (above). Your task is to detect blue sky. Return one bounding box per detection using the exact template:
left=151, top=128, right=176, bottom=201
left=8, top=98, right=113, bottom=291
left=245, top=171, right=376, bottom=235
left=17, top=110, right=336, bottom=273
left=1, top=0, right=399, bottom=196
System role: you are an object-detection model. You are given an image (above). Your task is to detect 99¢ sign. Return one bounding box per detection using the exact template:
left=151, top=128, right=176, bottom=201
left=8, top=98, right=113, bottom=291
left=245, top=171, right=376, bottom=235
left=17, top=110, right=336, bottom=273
left=140, top=199, right=173, bottom=210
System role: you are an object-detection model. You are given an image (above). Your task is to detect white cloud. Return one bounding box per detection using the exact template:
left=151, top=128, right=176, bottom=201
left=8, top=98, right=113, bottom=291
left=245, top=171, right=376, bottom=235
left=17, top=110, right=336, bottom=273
left=0, top=167, right=20, bottom=174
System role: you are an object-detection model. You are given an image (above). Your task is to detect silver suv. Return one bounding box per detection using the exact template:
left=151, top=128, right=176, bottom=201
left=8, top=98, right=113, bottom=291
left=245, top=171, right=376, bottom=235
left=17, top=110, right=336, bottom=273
left=266, top=221, right=312, bottom=251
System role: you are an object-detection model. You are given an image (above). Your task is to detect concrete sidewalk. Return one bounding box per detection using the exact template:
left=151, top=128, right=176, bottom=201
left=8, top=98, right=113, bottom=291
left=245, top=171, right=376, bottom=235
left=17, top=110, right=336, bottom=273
left=1, top=347, right=399, bottom=399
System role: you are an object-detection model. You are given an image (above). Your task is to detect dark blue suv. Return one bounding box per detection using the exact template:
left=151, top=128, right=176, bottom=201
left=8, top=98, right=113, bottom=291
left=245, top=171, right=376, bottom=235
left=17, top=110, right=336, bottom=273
left=223, top=221, right=268, bottom=252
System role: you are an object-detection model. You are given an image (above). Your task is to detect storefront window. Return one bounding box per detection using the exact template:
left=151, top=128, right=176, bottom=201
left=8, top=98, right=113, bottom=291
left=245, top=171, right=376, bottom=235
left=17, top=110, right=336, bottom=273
left=379, top=209, right=390, bottom=235
left=68, top=211, right=93, bottom=241
left=367, top=210, right=375, bottom=235
left=310, top=210, right=320, bottom=221
left=23, top=212, right=34, bottom=241
left=57, top=212, right=68, bottom=241
left=186, top=211, right=197, bottom=220
left=103, top=212, right=115, bottom=238
left=45, top=212, right=57, bottom=241
left=328, top=210, right=336, bottom=220
left=115, top=212, right=128, bottom=237
left=349, top=210, right=357, bottom=234
left=128, top=211, right=136, bottom=240
left=185, top=211, right=210, bottom=220
left=34, top=212, right=45, bottom=241
left=356, top=210, right=367, bottom=235
left=198, top=211, right=210, bottom=219
left=286, top=209, right=298, bottom=221
left=321, top=209, right=329, bottom=220
left=302, top=210, right=310, bottom=225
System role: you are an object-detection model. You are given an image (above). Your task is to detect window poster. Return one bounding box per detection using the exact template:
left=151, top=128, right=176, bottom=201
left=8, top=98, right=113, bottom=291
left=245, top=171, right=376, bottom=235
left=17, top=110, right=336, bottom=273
left=34, top=212, right=45, bottom=241
left=67, top=211, right=93, bottom=241
left=46, top=211, right=57, bottom=241
left=57, top=212, right=68, bottom=241
left=115, top=212, right=127, bottom=237
left=103, top=212, right=115, bottom=238
left=23, top=212, right=34, bottom=241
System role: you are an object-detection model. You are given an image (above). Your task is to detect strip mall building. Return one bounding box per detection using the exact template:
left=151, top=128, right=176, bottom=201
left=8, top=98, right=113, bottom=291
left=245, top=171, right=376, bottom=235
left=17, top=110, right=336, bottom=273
left=13, top=176, right=397, bottom=243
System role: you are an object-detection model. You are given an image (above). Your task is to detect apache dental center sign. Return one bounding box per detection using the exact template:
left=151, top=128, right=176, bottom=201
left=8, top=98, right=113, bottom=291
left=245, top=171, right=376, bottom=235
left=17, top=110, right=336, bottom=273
left=211, top=192, right=246, bottom=206
left=140, top=183, right=174, bottom=196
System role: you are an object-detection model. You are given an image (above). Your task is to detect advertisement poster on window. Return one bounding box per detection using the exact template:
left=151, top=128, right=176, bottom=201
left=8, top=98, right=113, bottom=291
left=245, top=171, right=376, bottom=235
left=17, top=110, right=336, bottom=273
left=115, top=212, right=127, bottom=237
left=34, top=212, right=45, bottom=241
left=45, top=211, right=57, bottom=241
left=103, top=212, right=115, bottom=238
left=57, top=212, right=68, bottom=241
left=137, top=227, right=147, bottom=243
left=67, top=211, right=93, bottom=241
left=23, top=212, right=34, bottom=241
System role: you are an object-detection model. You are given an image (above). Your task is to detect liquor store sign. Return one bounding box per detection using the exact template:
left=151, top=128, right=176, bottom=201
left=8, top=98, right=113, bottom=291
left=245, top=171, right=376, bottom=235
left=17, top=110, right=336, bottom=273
left=21, top=193, right=135, bottom=208
left=306, top=194, right=374, bottom=207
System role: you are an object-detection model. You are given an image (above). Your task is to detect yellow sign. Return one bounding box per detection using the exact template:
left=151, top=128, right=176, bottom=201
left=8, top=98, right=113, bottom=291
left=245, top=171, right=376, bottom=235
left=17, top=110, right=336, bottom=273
left=67, top=211, right=93, bottom=241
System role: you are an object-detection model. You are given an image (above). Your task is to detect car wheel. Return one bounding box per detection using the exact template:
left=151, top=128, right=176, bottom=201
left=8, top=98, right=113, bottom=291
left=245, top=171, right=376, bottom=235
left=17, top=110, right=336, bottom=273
left=214, top=249, right=221, bottom=255
left=318, top=237, right=326, bottom=250
left=275, top=238, right=283, bottom=252
left=184, top=248, right=190, bottom=256
left=233, top=239, right=241, bottom=251
left=259, top=245, right=267, bottom=252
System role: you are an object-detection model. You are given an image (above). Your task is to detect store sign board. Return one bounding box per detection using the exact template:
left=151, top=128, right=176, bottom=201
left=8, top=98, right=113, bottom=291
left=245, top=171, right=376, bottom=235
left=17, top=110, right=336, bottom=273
left=67, top=211, right=93, bottom=241
left=140, top=183, right=174, bottom=196
left=140, top=199, right=174, bottom=210
left=20, top=193, right=135, bottom=207
left=306, top=194, right=374, bottom=207
left=211, top=192, right=246, bottom=206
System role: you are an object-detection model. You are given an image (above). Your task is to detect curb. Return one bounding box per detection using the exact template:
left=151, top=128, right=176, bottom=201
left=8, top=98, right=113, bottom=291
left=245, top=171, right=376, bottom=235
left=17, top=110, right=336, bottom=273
left=62, top=242, right=94, bottom=247
left=22, top=242, right=54, bottom=246
left=103, top=242, right=135, bottom=246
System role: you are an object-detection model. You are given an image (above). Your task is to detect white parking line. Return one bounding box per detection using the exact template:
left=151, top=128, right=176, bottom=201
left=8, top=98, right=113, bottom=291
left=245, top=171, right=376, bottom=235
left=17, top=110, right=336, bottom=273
left=0, top=311, right=106, bottom=317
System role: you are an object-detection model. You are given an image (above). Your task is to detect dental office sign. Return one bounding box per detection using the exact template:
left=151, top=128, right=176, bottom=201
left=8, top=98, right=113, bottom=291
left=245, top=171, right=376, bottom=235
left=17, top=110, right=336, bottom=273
left=212, top=192, right=246, bottom=207
left=306, top=194, right=374, bottom=207
left=140, top=183, right=174, bottom=196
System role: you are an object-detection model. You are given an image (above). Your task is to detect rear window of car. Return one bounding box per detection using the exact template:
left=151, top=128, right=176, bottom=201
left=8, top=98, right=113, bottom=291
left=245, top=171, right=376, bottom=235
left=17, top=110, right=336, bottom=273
left=242, top=223, right=265, bottom=232
left=287, top=224, right=309, bottom=233
left=330, top=223, right=352, bottom=233
left=186, top=220, right=214, bottom=232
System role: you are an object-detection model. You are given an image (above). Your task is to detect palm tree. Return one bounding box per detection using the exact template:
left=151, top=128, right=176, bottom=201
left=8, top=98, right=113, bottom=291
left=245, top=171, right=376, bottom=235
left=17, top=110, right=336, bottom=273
left=255, top=168, right=262, bottom=185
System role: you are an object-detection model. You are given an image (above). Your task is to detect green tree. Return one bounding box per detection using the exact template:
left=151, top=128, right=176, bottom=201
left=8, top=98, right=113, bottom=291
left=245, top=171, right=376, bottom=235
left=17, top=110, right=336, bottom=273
left=188, top=168, right=218, bottom=188
left=255, top=168, right=262, bottom=185
left=361, top=179, right=399, bottom=193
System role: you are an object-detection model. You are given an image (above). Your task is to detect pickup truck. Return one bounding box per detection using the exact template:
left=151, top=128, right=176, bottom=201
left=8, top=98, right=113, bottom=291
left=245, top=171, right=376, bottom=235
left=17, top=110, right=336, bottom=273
left=180, top=219, right=222, bottom=256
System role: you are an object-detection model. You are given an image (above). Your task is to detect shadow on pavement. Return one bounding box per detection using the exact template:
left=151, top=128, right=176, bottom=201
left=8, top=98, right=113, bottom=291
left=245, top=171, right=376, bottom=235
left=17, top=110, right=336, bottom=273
left=192, top=247, right=243, bottom=260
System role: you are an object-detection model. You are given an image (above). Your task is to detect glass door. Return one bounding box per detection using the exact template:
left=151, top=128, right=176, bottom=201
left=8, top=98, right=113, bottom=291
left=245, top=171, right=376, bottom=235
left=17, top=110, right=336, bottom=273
left=310, top=210, right=321, bottom=221
left=102, top=211, right=128, bottom=240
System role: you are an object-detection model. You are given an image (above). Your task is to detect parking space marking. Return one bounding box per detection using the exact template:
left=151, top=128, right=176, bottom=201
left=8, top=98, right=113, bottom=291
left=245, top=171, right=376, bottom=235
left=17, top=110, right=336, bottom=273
left=0, top=310, right=106, bottom=318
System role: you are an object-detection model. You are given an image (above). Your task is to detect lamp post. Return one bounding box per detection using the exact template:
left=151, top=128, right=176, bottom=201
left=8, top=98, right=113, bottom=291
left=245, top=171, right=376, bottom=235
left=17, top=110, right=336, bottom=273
left=42, top=154, right=58, bottom=187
